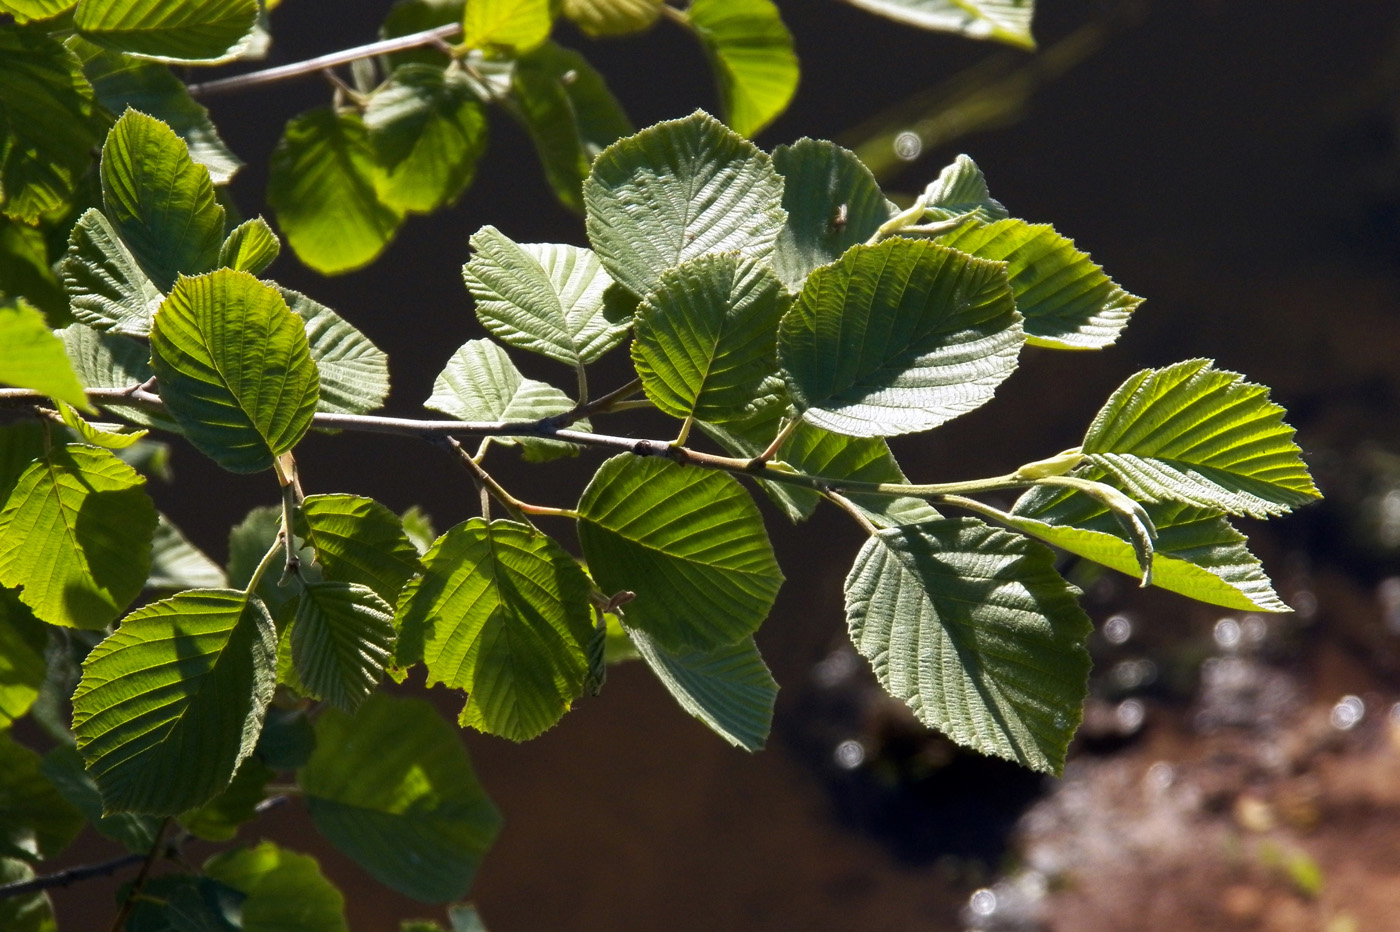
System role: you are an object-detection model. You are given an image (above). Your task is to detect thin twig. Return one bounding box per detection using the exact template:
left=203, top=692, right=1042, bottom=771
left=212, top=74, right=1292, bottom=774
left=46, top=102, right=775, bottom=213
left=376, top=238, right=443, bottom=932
left=186, top=23, right=462, bottom=98
left=0, top=853, right=146, bottom=901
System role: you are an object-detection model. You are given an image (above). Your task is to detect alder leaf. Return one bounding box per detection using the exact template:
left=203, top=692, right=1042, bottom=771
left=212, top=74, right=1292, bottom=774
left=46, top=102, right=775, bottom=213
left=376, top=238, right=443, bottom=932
left=462, top=0, right=553, bottom=52
left=297, top=494, right=421, bottom=605
left=291, top=582, right=395, bottom=714
left=0, top=299, right=90, bottom=410
left=845, top=517, right=1091, bottom=774
left=628, top=629, right=776, bottom=751
left=0, top=731, right=83, bottom=863
left=204, top=841, right=348, bottom=932
left=921, top=154, right=1008, bottom=222
left=58, top=324, right=179, bottom=431
left=561, top=0, right=661, bottom=36
left=280, top=289, right=390, bottom=417
left=148, top=512, right=228, bottom=591
left=0, top=592, right=47, bottom=728
left=74, top=0, right=261, bottom=63
left=686, top=0, right=798, bottom=138
left=59, top=209, right=165, bottom=337
left=841, top=0, right=1036, bottom=50
left=40, top=745, right=161, bottom=853
left=219, top=219, right=280, bottom=275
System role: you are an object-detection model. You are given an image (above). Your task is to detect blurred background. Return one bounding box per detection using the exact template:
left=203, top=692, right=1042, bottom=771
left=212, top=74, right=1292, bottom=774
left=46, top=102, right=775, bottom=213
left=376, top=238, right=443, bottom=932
left=47, top=0, right=1400, bottom=928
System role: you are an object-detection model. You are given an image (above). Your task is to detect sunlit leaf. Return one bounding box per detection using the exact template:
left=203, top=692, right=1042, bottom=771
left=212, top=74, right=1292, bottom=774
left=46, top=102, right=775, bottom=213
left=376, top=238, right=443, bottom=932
left=55, top=402, right=145, bottom=451
left=779, top=237, right=1023, bottom=437
left=629, top=629, right=776, bottom=751
left=268, top=108, right=404, bottom=275
left=301, top=694, right=502, bottom=903
left=462, top=0, right=553, bottom=52
left=561, top=0, right=661, bottom=35
left=0, top=444, right=155, bottom=629
left=59, top=209, right=164, bottom=337
left=686, top=0, right=798, bottom=138
left=204, top=841, right=349, bottom=932
left=150, top=270, right=320, bottom=473
left=0, top=731, right=83, bottom=862
left=40, top=745, right=160, bottom=853
left=1082, top=359, right=1322, bottom=517
left=74, top=0, right=261, bottom=63
left=365, top=64, right=488, bottom=214
left=577, top=455, right=782, bottom=652
left=584, top=110, right=786, bottom=297
left=632, top=253, right=788, bottom=424
left=99, top=109, right=226, bottom=292
left=771, top=137, right=896, bottom=291
left=845, top=517, right=1090, bottom=773
left=463, top=226, right=631, bottom=367
left=178, top=755, right=273, bottom=841
left=220, top=218, right=280, bottom=275
left=292, top=582, right=394, bottom=714
left=71, top=588, right=277, bottom=814
left=0, top=591, right=47, bottom=728
left=841, top=0, right=1036, bottom=50
left=921, top=154, right=1007, bottom=222
left=0, top=299, right=90, bottom=410
left=297, top=494, right=421, bottom=606
left=1, top=0, right=75, bottom=22
left=58, top=323, right=178, bottom=431
left=281, top=289, right=390, bottom=417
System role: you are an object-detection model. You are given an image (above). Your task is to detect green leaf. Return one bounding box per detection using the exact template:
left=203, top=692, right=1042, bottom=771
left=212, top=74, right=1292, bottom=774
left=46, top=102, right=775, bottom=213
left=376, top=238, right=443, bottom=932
left=0, top=299, right=90, bottom=410
left=841, top=0, right=1036, bottom=50
left=629, top=629, right=775, bottom=751
left=76, top=40, right=243, bottom=184
left=771, top=137, right=896, bottom=291
left=577, top=455, right=783, bottom=652
left=280, top=288, right=390, bottom=417
left=380, top=0, right=464, bottom=68
left=292, top=582, right=394, bottom=714
left=401, top=505, right=437, bottom=555
left=0, top=592, right=47, bottom=728
left=0, top=858, right=56, bottom=932
left=75, top=0, right=260, bottom=63
left=462, top=0, right=553, bottom=52
left=632, top=254, right=788, bottom=424
left=40, top=745, right=161, bottom=852
left=778, top=237, right=1023, bottom=438
left=254, top=705, right=315, bottom=772
left=921, top=154, right=1008, bottom=222
left=396, top=518, right=594, bottom=741
left=583, top=110, right=787, bottom=297
left=204, top=841, right=349, bottom=932
left=0, top=731, right=83, bottom=862
left=0, top=216, right=66, bottom=320
left=561, top=0, right=661, bottom=35
left=686, top=0, right=798, bottom=138
left=0, top=444, right=155, bottom=629
left=844, top=517, right=1091, bottom=773
left=178, top=755, right=273, bottom=842
left=2, top=0, right=76, bottom=22
left=100, top=109, right=226, bottom=292
left=934, top=219, right=1140, bottom=349
left=0, top=26, right=102, bottom=224
left=1082, top=359, right=1321, bottom=518
left=71, top=589, right=277, bottom=815
left=220, top=218, right=280, bottom=275
left=59, top=209, right=165, bottom=337
left=463, top=226, right=631, bottom=367
left=58, top=324, right=179, bottom=431
left=150, top=270, right=320, bottom=473
left=525, top=42, right=632, bottom=161
left=56, top=401, right=147, bottom=449
left=226, top=505, right=309, bottom=619
left=297, top=494, right=421, bottom=605
left=365, top=64, right=488, bottom=215
left=0, top=423, right=45, bottom=502
left=148, top=514, right=228, bottom=590
left=425, top=339, right=583, bottom=462
left=125, top=875, right=243, bottom=932
left=1006, top=472, right=1289, bottom=611
left=267, top=108, right=404, bottom=275
left=301, top=694, right=502, bottom=903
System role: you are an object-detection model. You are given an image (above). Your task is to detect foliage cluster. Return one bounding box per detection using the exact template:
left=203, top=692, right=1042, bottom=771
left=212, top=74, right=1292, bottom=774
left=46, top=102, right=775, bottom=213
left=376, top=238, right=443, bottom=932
left=0, top=0, right=1318, bottom=929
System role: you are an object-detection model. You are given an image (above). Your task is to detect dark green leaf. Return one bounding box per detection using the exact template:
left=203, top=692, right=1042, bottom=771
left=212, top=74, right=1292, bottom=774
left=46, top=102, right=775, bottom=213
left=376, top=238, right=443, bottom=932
left=379, top=0, right=464, bottom=68
left=220, top=218, right=279, bottom=274
left=0, top=858, right=57, bottom=932
left=0, top=592, right=47, bottom=728
left=292, top=582, right=394, bottom=714
left=254, top=705, right=315, bottom=771
left=0, top=423, right=45, bottom=502
left=148, top=512, right=228, bottom=590
left=280, top=288, right=390, bottom=417
left=0, top=216, right=66, bottom=320
left=629, top=629, right=775, bottom=750
left=40, top=745, right=160, bottom=852
left=75, top=0, right=260, bottom=63
left=0, top=298, right=90, bottom=409
left=204, top=841, right=349, bottom=932
left=297, top=494, right=421, bottom=605
left=125, top=875, right=244, bottom=932
left=686, top=0, right=798, bottom=138
left=59, top=209, right=164, bottom=336
left=0, top=731, right=83, bottom=862
left=179, top=755, right=273, bottom=841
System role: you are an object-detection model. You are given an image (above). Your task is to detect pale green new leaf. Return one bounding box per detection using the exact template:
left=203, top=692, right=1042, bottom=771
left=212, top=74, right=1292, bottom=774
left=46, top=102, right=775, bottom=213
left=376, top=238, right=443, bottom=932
left=1082, top=359, right=1321, bottom=517
left=583, top=110, right=787, bottom=297
left=204, top=841, right=349, bottom=932
left=100, top=109, right=226, bottom=292
left=0, top=28, right=102, bottom=224
left=845, top=518, right=1091, bottom=773
left=562, top=0, right=661, bottom=35
left=632, top=253, right=789, bottom=423
left=150, top=270, right=320, bottom=473
left=40, top=745, right=160, bottom=853
left=0, top=592, right=47, bottom=728
left=301, top=694, right=502, bottom=903
left=921, top=154, right=1008, bottom=222
left=56, top=401, right=147, bottom=449
left=686, top=0, right=798, bottom=138
left=74, top=0, right=260, bottom=63
left=59, top=209, right=165, bottom=337
left=462, top=0, right=553, bottom=52
left=0, top=444, right=155, bottom=630
left=1006, top=471, right=1289, bottom=611
left=58, top=324, right=179, bottom=431
left=298, top=494, right=421, bottom=605
left=629, top=629, right=776, bottom=751
left=76, top=40, right=243, bottom=184
left=71, top=588, right=276, bottom=814
left=936, top=219, right=1140, bottom=349
left=577, top=455, right=783, bottom=652
left=148, top=513, right=228, bottom=590
left=463, top=226, right=631, bottom=366
left=426, top=339, right=583, bottom=461
left=0, top=731, right=83, bottom=862
left=364, top=64, right=488, bottom=214
left=771, top=137, right=897, bottom=291
left=396, top=519, right=594, bottom=741
left=281, top=289, right=390, bottom=417
left=779, top=237, right=1023, bottom=437
left=0, top=858, right=56, bottom=932
left=292, top=582, right=394, bottom=714
left=841, top=0, right=1036, bottom=50
left=0, top=299, right=90, bottom=410
left=268, top=108, right=404, bottom=275
left=220, top=218, right=280, bottom=275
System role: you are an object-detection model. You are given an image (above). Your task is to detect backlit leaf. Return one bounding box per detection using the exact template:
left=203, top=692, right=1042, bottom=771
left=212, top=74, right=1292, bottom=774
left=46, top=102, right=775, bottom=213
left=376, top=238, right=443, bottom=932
left=845, top=517, right=1091, bottom=773
left=629, top=629, right=776, bottom=751
left=1, top=0, right=75, bottom=22
left=686, top=0, right=798, bottom=138
left=75, top=0, right=261, bottom=64
left=561, top=0, right=661, bottom=36
left=178, top=755, right=273, bottom=841
left=204, top=841, right=349, bottom=932
left=292, top=582, right=394, bottom=714
left=841, top=0, right=1036, bottom=50
left=921, top=154, right=1008, bottom=222
left=0, top=299, right=90, bottom=410
left=297, top=494, right=421, bottom=605
left=462, top=0, right=553, bottom=52
left=220, top=218, right=280, bottom=275
left=55, top=401, right=147, bottom=449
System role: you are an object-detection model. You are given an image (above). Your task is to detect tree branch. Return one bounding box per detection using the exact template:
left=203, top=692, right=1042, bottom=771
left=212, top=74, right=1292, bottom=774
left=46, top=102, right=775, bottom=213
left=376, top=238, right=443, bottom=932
left=0, top=853, right=147, bottom=901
